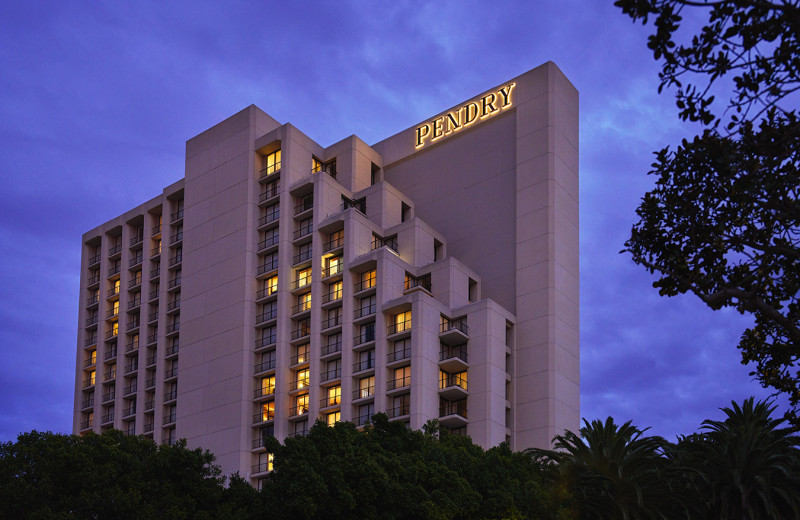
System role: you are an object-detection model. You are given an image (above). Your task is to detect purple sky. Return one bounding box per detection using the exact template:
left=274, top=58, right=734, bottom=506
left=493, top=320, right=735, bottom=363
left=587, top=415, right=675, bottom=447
left=0, top=1, right=789, bottom=444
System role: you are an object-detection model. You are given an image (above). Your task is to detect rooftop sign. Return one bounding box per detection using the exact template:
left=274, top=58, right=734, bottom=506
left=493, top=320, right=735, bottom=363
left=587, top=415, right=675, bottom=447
left=414, top=83, right=515, bottom=149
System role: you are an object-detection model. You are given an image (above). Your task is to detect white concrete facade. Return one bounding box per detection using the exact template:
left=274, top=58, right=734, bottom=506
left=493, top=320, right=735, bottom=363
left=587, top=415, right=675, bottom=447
left=73, top=62, right=579, bottom=484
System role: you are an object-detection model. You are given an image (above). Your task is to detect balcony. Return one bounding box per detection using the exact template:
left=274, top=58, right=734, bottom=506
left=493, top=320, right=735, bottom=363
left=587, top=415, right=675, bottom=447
left=259, top=164, right=281, bottom=181
left=321, top=264, right=343, bottom=279
left=123, top=383, right=137, bottom=396
left=129, top=255, right=143, bottom=268
left=109, top=244, right=123, bottom=257
left=258, top=212, right=280, bottom=228
left=127, top=297, right=141, bottom=309
left=387, top=320, right=412, bottom=336
left=80, top=419, right=93, bottom=431
left=290, top=327, right=310, bottom=341
left=143, top=422, right=154, bottom=433
left=147, top=310, right=158, bottom=322
left=105, top=308, right=119, bottom=318
left=102, top=391, right=115, bottom=402
left=439, top=319, right=469, bottom=344
left=253, top=410, right=275, bottom=424
left=164, top=366, right=179, bottom=379
left=151, top=247, right=162, bottom=257
left=145, top=377, right=156, bottom=388
left=321, top=314, right=342, bottom=330
left=152, top=222, right=161, bottom=235
left=170, top=231, right=183, bottom=244
left=353, top=359, right=375, bottom=373
left=288, top=378, right=310, bottom=392
left=321, top=289, right=342, bottom=304
left=322, top=235, right=344, bottom=253
left=104, top=346, right=117, bottom=359
left=320, top=368, right=341, bottom=383
left=294, top=198, right=313, bottom=216
left=353, top=279, right=376, bottom=293
left=144, top=400, right=154, bottom=411
left=439, top=345, right=468, bottom=372
left=292, top=225, right=312, bottom=241
left=82, top=378, right=95, bottom=389
left=438, top=374, right=469, bottom=400
left=404, top=274, right=432, bottom=293
left=129, top=234, right=143, bottom=247
left=81, top=397, right=94, bottom=409
left=353, top=332, right=375, bottom=347
left=146, top=354, right=157, bottom=366
left=256, top=308, right=278, bottom=324
left=288, top=404, right=309, bottom=417
left=291, top=302, right=312, bottom=316
left=254, top=358, right=276, bottom=374
left=126, top=320, right=140, bottom=332
left=123, top=362, right=138, bottom=374
left=255, top=335, right=277, bottom=350
left=167, top=299, right=180, bottom=313
left=354, top=305, right=375, bottom=320
left=150, top=267, right=160, bottom=280
left=257, top=259, right=279, bottom=276
left=253, top=386, right=275, bottom=399
left=164, top=413, right=176, bottom=425
left=259, top=186, right=280, bottom=203
left=108, top=264, right=121, bottom=277
left=171, top=209, right=184, bottom=222
left=355, top=413, right=372, bottom=427
left=168, top=254, right=182, bottom=267
left=123, top=406, right=136, bottom=417
left=387, top=405, right=410, bottom=419
left=320, top=341, right=342, bottom=357
left=87, top=295, right=99, bottom=307
left=257, top=234, right=279, bottom=251
left=388, top=348, right=411, bottom=364
left=146, top=333, right=158, bottom=345
left=166, top=322, right=180, bottom=335
left=289, top=353, right=309, bottom=367
left=251, top=462, right=272, bottom=475
left=88, top=253, right=101, bottom=266
left=352, top=386, right=374, bottom=401
left=166, top=342, right=179, bottom=357
left=439, top=400, right=468, bottom=428
left=168, top=277, right=181, bottom=289
left=164, top=390, right=178, bottom=402
left=320, top=396, right=341, bottom=409
left=85, top=335, right=98, bottom=347
left=292, top=249, right=312, bottom=265
left=291, top=278, right=311, bottom=291
left=100, top=413, right=114, bottom=425
left=85, top=315, right=99, bottom=327
left=387, top=375, right=411, bottom=392
left=87, top=273, right=101, bottom=286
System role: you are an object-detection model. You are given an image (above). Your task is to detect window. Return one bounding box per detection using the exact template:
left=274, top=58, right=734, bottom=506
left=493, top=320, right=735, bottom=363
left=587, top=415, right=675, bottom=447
left=263, top=149, right=281, bottom=176
left=394, top=311, right=411, bottom=333
left=358, top=376, right=375, bottom=399
left=358, top=322, right=375, bottom=344
left=326, top=281, right=342, bottom=302
left=298, top=292, right=312, bottom=312
left=326, top=411, right=340, bottom=426
left=326, top=229, right=344, bottom=250
left=154, top=238, right=162, bottom=255
left=133, top=270, right=142, bottom=285
left=113, top=280, right=121, bottom=295
left=393, top=393, right=410, bottom=417
left=358, top=403, right=374, bottom=425
left=263, top=203, right=280, bottom=223
left=324, top=256, right=342, bottom=277
left=325, top=359, right=341, bottom=380
left=296, top=268, right=311, bottom=288
left=295, top=393, right=309, bottom=414
left=89, top=369, right=96, bottom=385
left=89, top=350, right=97, bottom=365
left=259, top=326, right=277, bottom=346
left=357, top=295, right=376, bottom=317
left=260, top=376, right=275, bottom=395
left=296, top=217, right=312, bottom=238
left=111, top=321, right=119, bottom=336
left=258, top=452, right=274, bottom=472
left=390, top=339, right=411, bottom=362
left=260, top=401, right=275, bottom=421
left=266, top=276, right=278, bottom=295
left=393, top=366, right=411, bottom=388
left=294, top=344, right=309, bottom=365
left=112, top=300, right=120, bottom=315
left=295, top=369, right=310, bottom=389
left=312, top=157, right=323, bottom=173
left=358, top=269, right=376, bottom=291
left=327, top=385, right=341, bottom=406
left=358, top=350, right=375, bottom=371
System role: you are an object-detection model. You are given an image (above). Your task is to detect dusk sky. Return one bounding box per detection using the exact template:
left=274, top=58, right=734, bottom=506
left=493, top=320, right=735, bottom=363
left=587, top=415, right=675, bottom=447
left=0, top=1, right=789, bottom=444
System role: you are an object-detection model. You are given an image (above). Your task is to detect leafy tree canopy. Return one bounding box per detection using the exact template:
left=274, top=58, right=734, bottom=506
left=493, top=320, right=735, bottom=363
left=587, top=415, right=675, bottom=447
left=616, top=0, right=800, bottom=423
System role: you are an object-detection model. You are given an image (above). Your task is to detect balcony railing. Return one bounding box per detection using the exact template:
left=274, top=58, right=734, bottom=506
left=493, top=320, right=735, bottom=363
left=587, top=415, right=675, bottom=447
left=440, top=345, right=468, bottom=363
left=320, top=341, right=342, bottom=357
left=258, top=211, right=280, bottom=227
left=321, top=314, right=342, bottom=329
left=144, top=422, right=154, bottom=433
left=439, top=400, right=468, bottom=419
left=320, top=368, right=341, bottom=382
left=257, top=259, right=279, bottom=275
left=294, top=198, right=313, bottom=215
left=150, top=267, right=160, bottom=280
left=253, top=410, right=275, bottom=424
left=257, top=235, right=279, bottom=250
left=291, top=302, right=312, bottom=315
left=165, top=366, right=179, bottom=379
left=166, top=342, right=179, bottom=356
left=387, top=375, right=411, bottom=391
left=288, top=378, right=310, bottom=391
left=387, top=405, right=410, bottom=419
left=353, top=359, right=375, bottom=373
left=168, top=254, right=182, bottom=267
left=167, top=300, right=180, bottom=312
left=104, top=346, right=117, bottom=359
left=321, top=264, right=342, bottom=278
left=353, top=332, right=375, bottom=346
left=123, top=362, right=138, bottom=374
left=130, top=234, right=143, bottom=247
left=439, top=374, right=468, bottom=391
left=354, top=305, right=375, bottom=319
left=123, top=383, right=137, bottom=395
left=109, top=244, right=123, bottom=256
left=81, top=397, right=94, bottom=409
left=387, top=320, right=412, bottom=336
left=171, top=209, right=183, bottom=222
left=440, top=319, right=468, bottom=335
left=291, top=278, right=311, bottom=290
left=388, top=348, right=412, bottom=363
left=87, top=273, right=101, bottom=285
left=322, top=290, right=342, bottom=304
left=353, top=385, right=375, bottom=401
left=251, top=462, right=272, bottom=474
left=151, top=247, right=161, bottom=257
left=100, top=413, right=114, bottom=424
left=168, top=277, right=181, bottom=289
left=353, top=278, right=375, bottom=293
left=256, top=308, right=278, bottom=324
left=164, top=414, right=176, bottom=425
left=123, top=406, right=136, bottom=417
left=259, top=164, right=280, bottom=180
left=404, top=274, right=431, bottom=292
left=152, top=223, right=161, bottom=235
left=166, top=322, right=180, bottom=334
left=129, top=255, right=143, bottom=267
left=288, top=404, right=309, bottom=417
left=88, top=253, right=101, bottom=265
left=102, top=391, right=115, bottom=402
left=85, top=315, right=99, bottom=327
left=289, top=353, right=309, bottom=366
left=128, top=298, right=141, bottom=309
left=126, top=320, right=140, bottom=331
left=322, top=235, right=344, bottom=252
left=293, top=225, right=312, bottom=240
left=108, top=265, right=121, bottom=277
left=259, top=186, right=280, bottom=203
left=164, top=390, right=178, bottom=401
left=255, top=358, right=276, bottom=373
left=320, top=396, right=341, bottom=408
left=254, top=386, right=275, bottom=399
left=292, top=250, right=312, bottom=264
left=146, top=354, right=157, bottom=366
left=170, top=232, right=183, bottom=244
left=255, top=335, right=277, bottom=349
left=290, top=327, right=310, bottom=341
left=85, top=336, right=98, bottom=347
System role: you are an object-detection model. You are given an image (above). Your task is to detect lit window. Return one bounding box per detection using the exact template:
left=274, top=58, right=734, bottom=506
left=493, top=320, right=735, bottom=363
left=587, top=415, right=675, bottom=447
left=395, top=311, right=411, bottom=332
left=394, top=366, right=411, bottom=387
left=296, top=369, right=309, bottom=389
left=89, top=370, right=96, bottom=385
left=90, top=350, right=97, bottom=365
left=263, top=149, right=281, bottom=176
left=295, top=393, right=309, bottom=414
left=295, top=344, right=309, bottom=365
left=312, top=157, right=323, bottom=173
left=155, top=239, right=162, bottom=254
left=325, top=256, right=342, bottom=277
left=111, top=321, right=119, bottom=335
left=113, top=280, right=120, bottom=294
left=112, top=300, right=120, bottom=315
left=326, top=411, right=340, bottom=426
left=299, top=292, right=312, bottom=311
left=296, top=268, right=311, bottom=288
left=358, top=376, right=375, bottom=398
left=327, top=385, right=341, bottom=406
left=361, top=270, right=376, bottom=290
left=329, top=281, right=342, bottom=301
left=266, top=276, right=278, bottom=295
left=261, top=376, right=275, bottom=395
left=261, top=401, right=275, bottom=421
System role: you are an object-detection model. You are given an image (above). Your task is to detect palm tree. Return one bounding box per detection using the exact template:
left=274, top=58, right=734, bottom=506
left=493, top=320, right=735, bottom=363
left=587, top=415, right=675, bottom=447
left=529, top=417, right=693, bottom=520
left=676, top=397, right=800, bottom=519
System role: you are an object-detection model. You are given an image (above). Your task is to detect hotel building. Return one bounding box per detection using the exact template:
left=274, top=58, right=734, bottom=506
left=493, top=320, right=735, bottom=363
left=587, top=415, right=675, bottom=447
left=73, top=62, right=579, bottom=484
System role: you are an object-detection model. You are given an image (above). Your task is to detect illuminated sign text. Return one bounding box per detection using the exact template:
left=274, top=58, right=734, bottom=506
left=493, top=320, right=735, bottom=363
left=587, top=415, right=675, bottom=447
left=415, top=83, right=515, bottom=148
